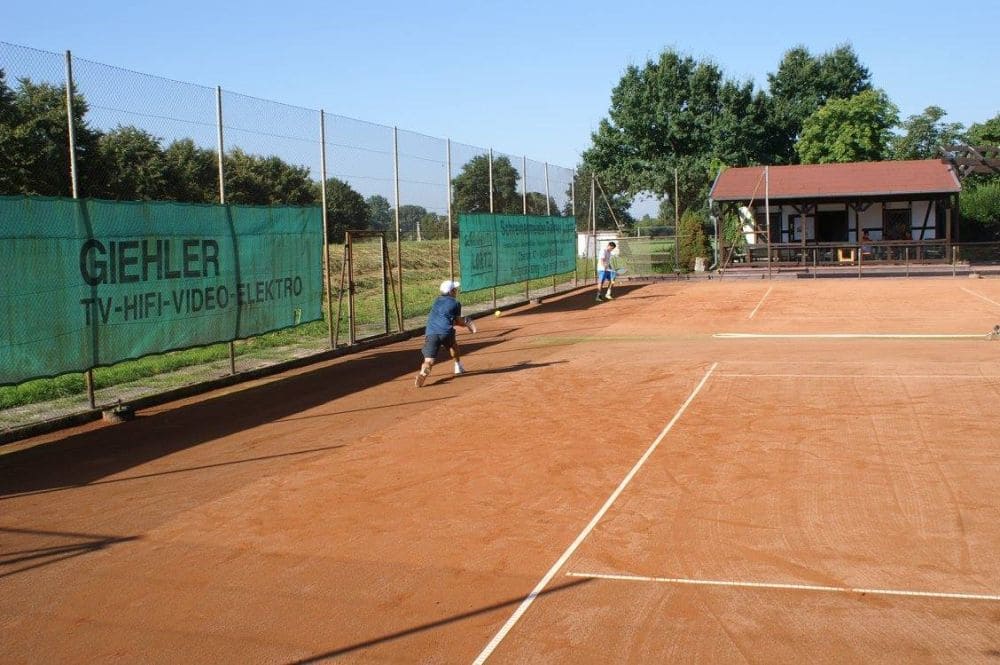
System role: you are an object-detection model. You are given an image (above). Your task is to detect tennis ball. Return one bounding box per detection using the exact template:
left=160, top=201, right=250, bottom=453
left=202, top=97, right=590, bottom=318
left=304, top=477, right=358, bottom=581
left=494, top=309, right=502, bottom=317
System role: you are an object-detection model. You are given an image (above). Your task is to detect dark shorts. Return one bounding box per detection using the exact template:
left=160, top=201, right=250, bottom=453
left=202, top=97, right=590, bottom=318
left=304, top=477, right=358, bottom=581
left=422, top=330, right=457, bottom=359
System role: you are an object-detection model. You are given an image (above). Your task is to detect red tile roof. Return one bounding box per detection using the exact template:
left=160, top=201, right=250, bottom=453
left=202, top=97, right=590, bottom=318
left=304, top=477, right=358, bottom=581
left=710, top=160, right=961, bottom=201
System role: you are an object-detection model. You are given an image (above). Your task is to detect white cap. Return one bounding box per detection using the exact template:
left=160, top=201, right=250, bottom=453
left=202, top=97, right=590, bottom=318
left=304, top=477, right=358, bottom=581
left=440, top=280, right=460, bottom=294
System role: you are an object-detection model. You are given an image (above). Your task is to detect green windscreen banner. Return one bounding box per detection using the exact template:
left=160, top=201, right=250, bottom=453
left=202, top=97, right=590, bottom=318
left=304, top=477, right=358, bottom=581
left=0, top=196, right=323, bottom=385
left=458, top=214, right=576, bottom=292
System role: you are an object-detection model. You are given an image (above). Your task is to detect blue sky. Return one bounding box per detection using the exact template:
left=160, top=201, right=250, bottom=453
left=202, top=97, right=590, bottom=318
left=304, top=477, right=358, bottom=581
left=6, top=0, right=999, bottom=175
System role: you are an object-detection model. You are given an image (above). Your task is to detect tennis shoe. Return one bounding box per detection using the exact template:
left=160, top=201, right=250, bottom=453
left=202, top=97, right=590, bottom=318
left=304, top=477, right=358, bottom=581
left=595, top=294, right=604, bottom=302
left=415, top=366, right=431, bottom=387
left=605, top=292, right=613, bottom=299
left=454, top=363, right=465, bottom=375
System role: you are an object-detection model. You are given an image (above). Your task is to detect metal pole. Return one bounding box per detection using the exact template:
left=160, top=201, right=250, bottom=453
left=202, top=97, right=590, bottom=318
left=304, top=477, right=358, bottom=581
left=546, top=162, right=555, bottom=292
left=522, top=155, right=528, bottom=214
left=572, top=172, right=577, bottom=286
left=765, top=165, right=771, bottom=280
left=66, top=51, right=96, bottom=409
left=522, top=155, right=529, bottom=302
left=347, top=233, right=356, bottom=344
left=674, top=166, right=680, bottom=275
left=489, top=148, right=496, bottom=309
left=393, top=127, right=403, bottom=331
left=447, top=138, right=454, bottom=281
left=905, top=246, right=909, bottom=277
left=215, top=85, right=236, bottom=374
left=381, top=236, right=389, bottom=334
left=591, top=173, right=598, bottom=291
left=813, top=247, right=817, bottom=278
left=319, top=110, right=334, bottom=349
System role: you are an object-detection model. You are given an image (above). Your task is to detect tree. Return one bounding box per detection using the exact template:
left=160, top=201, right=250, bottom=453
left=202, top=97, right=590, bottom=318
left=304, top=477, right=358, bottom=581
left=398, top=204, right=427, bottom=239
left=525, top=192, right=558, bottom=216
left=767, top=44, right=873, bottom=163
left=583, top=49, right=771, bottom=217
left=94, top=126, right=168, bottom=200
left=451, top=154, right=520, bottom=215
left=324, top=177, right=368, bottom=242
left=960, top=181, right=1000, bottom=240
left=0, top=76, right=101, bottom=197
left=676, top=209, right=710, bottom=271
left=366, top=194, right=392, bottom=232
left=224, top=148, right=316, bottom=205
left=567, top=166, right=634, bottom=232
left=966, top=113, right=1000, bottom=147
left=161, top=139, right=218, bottom=203
left=795, top=89, right=899, bottom=164
left=891, top=106, right=965, bottom=160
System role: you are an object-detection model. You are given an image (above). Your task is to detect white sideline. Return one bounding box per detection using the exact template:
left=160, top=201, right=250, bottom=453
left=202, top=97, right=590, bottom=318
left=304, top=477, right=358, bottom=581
left=471, top=363, right=718, bottom=664
left=747, top=285, right=772, bottom=320
left=961, top=287, right=1000, bottom=309
left=565, top=571, right=1000, bottom=602
left=714, top=333, right=983, bottom=339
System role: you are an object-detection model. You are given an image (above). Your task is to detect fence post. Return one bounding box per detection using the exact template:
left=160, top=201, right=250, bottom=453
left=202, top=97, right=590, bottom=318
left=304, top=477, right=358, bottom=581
left=65, top=51, right=96, bottom=410
left=572, top=172, right=577, bottom=287
left=489, top=148, right=496, bottom=310
left=447, top=138, right=454, bottom=282
left=546, top=162, right=555, bottom=293
left=214, top=85, right=236, bottom=375
left=393, top=127, right=403, bottom=332
left=319, top=110, right=334, bottom=349
left=523, top=155, right=529, bottom=302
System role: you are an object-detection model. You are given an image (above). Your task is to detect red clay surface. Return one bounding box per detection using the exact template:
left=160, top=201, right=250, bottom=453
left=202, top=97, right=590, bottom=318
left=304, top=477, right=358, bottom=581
left=3, top=278, right=1000, bottom=664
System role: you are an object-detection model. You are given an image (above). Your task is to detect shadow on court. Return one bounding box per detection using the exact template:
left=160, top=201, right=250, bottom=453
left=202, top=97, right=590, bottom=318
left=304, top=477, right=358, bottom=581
left=0, top=526, right=139, bottom=580
left=0, top=286, right=643, bottom=496
left=428, top=360, right=568, bottom=386
left=288, top=577, right=592, bottom=663
left=0, top=338, right=507, bottom=496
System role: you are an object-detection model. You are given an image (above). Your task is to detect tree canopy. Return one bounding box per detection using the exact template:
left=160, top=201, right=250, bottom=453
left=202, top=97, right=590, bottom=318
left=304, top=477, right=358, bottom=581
left=795, top=90, right=899, bottom=164
left=451, top=154, right=520, bottom=215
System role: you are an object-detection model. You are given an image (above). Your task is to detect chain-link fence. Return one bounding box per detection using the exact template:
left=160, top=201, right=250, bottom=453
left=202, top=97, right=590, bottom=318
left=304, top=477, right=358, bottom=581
left=0, top=41, right=585, bottom=436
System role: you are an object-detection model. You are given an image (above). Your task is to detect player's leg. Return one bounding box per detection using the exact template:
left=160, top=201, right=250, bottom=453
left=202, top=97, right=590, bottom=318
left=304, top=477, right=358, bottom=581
left=416, top=335, right=441, bottom=386
left=446, top=331, right=465, bottom=374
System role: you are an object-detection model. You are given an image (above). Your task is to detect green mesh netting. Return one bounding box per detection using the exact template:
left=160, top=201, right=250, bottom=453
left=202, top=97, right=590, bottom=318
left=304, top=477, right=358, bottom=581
left=458, top=214, right=576, bottom=292
left=0, top=196, right=323, bottom=385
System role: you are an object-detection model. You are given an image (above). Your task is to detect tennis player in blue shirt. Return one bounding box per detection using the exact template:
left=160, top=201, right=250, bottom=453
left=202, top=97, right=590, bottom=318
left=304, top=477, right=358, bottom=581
left=415, top=280, right=477, bottom=387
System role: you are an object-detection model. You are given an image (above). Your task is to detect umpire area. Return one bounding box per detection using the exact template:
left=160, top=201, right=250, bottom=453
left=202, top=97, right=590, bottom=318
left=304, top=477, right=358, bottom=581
left=3, top=278, right=1000, bottom=663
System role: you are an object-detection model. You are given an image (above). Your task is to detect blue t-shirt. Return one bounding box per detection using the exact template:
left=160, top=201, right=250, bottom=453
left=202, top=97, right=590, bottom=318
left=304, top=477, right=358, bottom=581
left=426, top=295, right=461, bottom=335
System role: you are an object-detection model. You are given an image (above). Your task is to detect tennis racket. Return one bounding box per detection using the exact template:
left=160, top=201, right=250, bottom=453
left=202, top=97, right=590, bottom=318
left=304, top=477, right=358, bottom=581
left=611, top=267, right=628, bottom=281
left=463, top=316, right=477, bottom=333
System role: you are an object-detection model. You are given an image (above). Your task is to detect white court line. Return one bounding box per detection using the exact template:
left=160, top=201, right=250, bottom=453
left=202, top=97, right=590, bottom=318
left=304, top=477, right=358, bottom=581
left=747, top=285, right=773, bottom=320
left=472, top=363, right=718, bottom=665
left=961, top=286, right=1000, bottom=309
left=566, top=571, right=1000, bottom=603
left=719, top=373, right=1000, bottom=379
left=714, top=333, right=982, bottom=339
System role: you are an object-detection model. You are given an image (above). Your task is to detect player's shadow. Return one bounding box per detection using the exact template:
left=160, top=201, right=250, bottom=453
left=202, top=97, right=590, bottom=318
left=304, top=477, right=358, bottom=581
left=0, top=336, right=509, bottom=496
left=524, top=283, right=650, bottom=314
left=429, top=359, right=567, bottom=385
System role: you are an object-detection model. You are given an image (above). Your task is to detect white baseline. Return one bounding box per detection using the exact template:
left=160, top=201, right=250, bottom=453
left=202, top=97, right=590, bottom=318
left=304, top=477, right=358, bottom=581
left=471, top=363, right=718, bottom=664
left=565, top=571, right=1000, bottom=602
left=714, top=333, right=982, bottom=339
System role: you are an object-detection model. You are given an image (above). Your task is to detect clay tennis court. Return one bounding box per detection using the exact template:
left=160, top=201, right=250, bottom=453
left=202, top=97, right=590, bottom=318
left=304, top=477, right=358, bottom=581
left=3, top=278, right=1000, bottom=663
